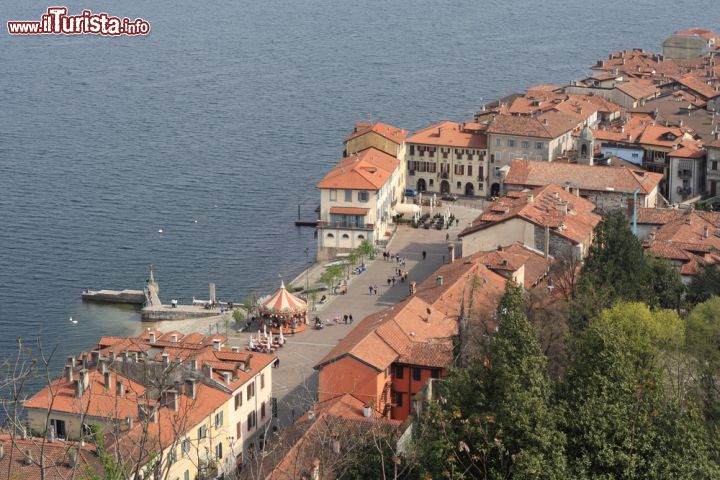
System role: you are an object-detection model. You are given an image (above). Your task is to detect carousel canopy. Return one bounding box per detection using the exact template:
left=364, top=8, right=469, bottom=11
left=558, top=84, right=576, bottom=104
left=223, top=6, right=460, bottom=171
left=260, top=281, right=307, bottom=315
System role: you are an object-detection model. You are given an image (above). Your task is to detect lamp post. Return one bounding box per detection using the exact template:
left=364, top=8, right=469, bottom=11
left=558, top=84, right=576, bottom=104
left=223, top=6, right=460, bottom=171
left=304, top=247, right=310, bottom=300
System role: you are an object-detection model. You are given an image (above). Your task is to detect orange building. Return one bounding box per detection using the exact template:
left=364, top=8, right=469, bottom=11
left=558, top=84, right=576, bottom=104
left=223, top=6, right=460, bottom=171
left=315, top=256, right=508, bottom=421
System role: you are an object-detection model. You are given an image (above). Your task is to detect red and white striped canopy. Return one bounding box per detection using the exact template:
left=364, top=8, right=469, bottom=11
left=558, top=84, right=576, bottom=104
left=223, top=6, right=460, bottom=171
left=260, top=281, right=307, bottom=315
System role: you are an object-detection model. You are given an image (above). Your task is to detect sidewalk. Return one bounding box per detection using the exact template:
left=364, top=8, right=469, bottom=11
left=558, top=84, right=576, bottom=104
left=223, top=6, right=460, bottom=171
left=229, top=203, right=482, bottom=427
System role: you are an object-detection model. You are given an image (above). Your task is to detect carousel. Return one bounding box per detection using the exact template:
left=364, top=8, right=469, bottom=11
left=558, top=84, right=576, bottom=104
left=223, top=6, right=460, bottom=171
left=258, top=281, right=308, bottom=334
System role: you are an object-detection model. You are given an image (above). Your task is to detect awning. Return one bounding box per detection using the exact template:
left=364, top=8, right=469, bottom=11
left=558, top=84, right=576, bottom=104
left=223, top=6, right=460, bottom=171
left=392, top=203, right=421, bottom=215
left=329, top=207, right=369, bottom=215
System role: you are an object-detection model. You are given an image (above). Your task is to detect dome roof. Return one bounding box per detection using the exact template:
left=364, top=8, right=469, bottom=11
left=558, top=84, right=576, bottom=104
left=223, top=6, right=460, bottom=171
left=260, top=281, right=307, bottom=314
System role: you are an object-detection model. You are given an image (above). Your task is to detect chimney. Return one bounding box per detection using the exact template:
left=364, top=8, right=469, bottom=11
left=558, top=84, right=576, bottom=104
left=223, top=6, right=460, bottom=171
left=0, top=444, right=4, bottom=461
left=90, top=350, right=100, bottom=364
left=435, top=275, right=444, bottom=287
left=185, top=379, right=197, bottom=400
left=213, top=339, right=221, bottom=351
left=363, top=405, right=372, bottom=417
left=108, top=351, right=116, bottom=362
left=24, top=449, right=32, bottom=466
left=552, top=191, right=560, bottom=199
left=104, top=371, right=112, bottom=389
left=125, top=416, right=133, bottom=430
left=527, top=194, right=534, bottom=203
left=67, top=356, right=75, bottom=368
left=203, top=363, right=214, bottom=379
left=76, top=370, right=89, bottom=398
left=447, top=243, right=455, bottom=263
left=332, top=436, right=341, bottom=454
left=704, top=226, right=710, bottom=238
left=116, top=380, right=125, bottom=397
left=542, top=118, right=548, bottom=126
left=649, top=231, right=656, bottom=240
left=190, top=359, right=198, bottom=371
left=64, top=365, right=74, bottom=383
left=686, top=217, right=692, bottom=225
left=48, top=424, right=56, bottom=443
left=544, top=225, right=550, bottom=259
left=148, top=332, right=156, bottom=344
left=121, top=350, right=128, bottom=362
left=162, top=353, right=170, bottom=365
left=559, top=203, right=568, bottom=214
left=222, top=372, right=231, bottom=384
left=66, top=448, right=77, bottom=468
left=231, top=346, right=240, bottom=353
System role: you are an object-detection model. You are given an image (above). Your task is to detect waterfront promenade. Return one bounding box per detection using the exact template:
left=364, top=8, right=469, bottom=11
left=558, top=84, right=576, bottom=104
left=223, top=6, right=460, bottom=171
left=153, top=202, right=483, bottom=426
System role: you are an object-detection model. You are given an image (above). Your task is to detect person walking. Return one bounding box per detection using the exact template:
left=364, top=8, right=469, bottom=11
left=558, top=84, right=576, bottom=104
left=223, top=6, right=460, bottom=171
left=349, top=314, right=353, bottom=324
left=392, top=277, right=396, bottom=286
left=373, top=285, right=378, bottom=295
left=422, top=250, right=427, bottom=260
left=343, top=314, right=348, bottom=324
left=387, top=278, right=391, bottom=286
left=446, top=232, right=450, bottom=241
left=369, top=285, right=373, bottom=295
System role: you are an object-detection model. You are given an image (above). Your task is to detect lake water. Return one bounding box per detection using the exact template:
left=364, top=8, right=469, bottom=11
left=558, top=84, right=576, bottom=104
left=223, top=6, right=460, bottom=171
left=0, top=0, right=718, bottom=386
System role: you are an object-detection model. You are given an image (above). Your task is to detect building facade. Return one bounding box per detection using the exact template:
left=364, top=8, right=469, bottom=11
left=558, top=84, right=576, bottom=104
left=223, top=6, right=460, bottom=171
left=404, top=121, right=488, bottom=197
left=316, top=148, right=403, bottom=260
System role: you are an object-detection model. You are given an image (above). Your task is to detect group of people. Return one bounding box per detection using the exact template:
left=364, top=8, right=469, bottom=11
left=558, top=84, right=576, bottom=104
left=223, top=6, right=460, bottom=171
left=368, top=284, right=379, bottom=295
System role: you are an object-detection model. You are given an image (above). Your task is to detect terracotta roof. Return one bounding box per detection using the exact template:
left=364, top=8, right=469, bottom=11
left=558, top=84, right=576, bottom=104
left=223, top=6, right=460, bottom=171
left=667, top=142, right=706, bottom=158
left=406, top=120, right=487, bottom=148
left=636, top=207, right=688, bottom=225
left=459, top=184, right=600, bottom=245
left=0, top=434, right=102, bottom=480
left=615, top=80, right=659, bottom=100
left=670, top=73, right=720, bottom=100
left=486, top=110, right=579, bottom=139
left=316, top=148, right=399, bottom=191
left=504, top=159, right=663, bottom=195
left=637, top=125, right=691, bottom=148
left=328, top=207, right=369, bottom=215
left=344, top=122, right=408, bottom=145
left=473, top=242, right=551, bottom=289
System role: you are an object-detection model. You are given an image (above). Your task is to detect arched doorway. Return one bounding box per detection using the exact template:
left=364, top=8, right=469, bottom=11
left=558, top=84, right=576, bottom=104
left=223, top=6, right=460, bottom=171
left=580, top=143, right=588, bottom=157
left=490, top=183, right=501, bottom=196
left=465, top=182, right=474, bottom=196
left=416, top=178, right=426, bottom=192
left=440, top=180, right=450, bottom=194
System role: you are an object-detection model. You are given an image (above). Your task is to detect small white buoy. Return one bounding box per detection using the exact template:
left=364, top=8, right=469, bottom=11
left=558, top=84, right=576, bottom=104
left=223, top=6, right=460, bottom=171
left=69, top=317, right=77, bottom=324
left=158, top=228, right=164, bottom=234
left=192, top=219, right=198, bottom=223
left=213, top=205, right=218, bottom=208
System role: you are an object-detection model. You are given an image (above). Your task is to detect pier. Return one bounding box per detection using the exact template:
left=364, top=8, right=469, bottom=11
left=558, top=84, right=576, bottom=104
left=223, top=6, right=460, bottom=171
left=81, top=289, right=145, bottom=305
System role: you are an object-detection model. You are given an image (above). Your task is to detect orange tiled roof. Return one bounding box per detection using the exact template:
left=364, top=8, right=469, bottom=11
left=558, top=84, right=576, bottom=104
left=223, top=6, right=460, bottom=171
left=615, top=79, right=659, bottom=100
left=459, top=184, right=600, bottom=245
left=486, top=110, right=579, bottom=139
left=406, top=120, right=487, bottom=149
left=345, top=122, right=408, bottom=145
left=474, top=242, right=551, bottom=289
left=667, top=141, right=706, bottom=158
left=0, top=434, right=102, bottom=480
left=504, top=159, right=663, bottom=195
left=316, top=148, right=399, bottom=191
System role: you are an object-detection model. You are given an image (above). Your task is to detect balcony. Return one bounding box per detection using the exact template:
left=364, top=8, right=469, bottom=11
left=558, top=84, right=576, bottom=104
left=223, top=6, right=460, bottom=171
left=317, top=221, right=374, bottom=231
left=678, top=169, right=692, bottom=179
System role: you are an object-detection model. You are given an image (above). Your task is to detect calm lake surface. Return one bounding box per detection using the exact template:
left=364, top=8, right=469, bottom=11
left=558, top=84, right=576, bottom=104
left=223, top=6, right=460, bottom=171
left=1, top=0, right=718, bottom=387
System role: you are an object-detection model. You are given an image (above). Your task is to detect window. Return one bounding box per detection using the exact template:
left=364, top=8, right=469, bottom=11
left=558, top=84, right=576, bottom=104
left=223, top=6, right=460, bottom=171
left=329, top=189, right=337, bottom=201
left=358, top=234, right=364, bottom=240
left=467, top=165, right=473, bottom=176
left=261, top=373, right=265, bottom=390
left=342, top=233, right=350, bottom=239
left=215, top=411, right=223, bottom=427
left=495, top=137, right=501, bottom=146
left=357, top=191, right=369, bottom=202
left=507, top=139, right=516, bottom=147
left=412, top=367, right=421, bottom=381
left=713, top=161, right=718, bottom=171
left=478, top=166, right=484, bottom=178
left=237, top=421, right=242, bottom=439
left=344, top=190, right=352, bottom=202
left=456, top=181, right=461, bottom=189
left=395, top=365, right=404, bottom=379
left=431, top=369, right=440, bottom=379
left=409, top=145, right=415, bottom=155
left=521, top=140, right=530, bottom=149
left=247, top=411, right=257, bottom=431
left=395, top=392, right=404, bottom=407
left=198, top=425, right=207, bottom=440
left=429, top=179, right=434, bottom=186
left=215, top=443, right=223, bottom=460
left=182, top=439, right=190, bottom=457
left=478, top=183, right=484, bottom=191
left=632, top=153, right=639, bottom=158
left=326, top=233, right=334, bottom=239
left=247, top=382, right=255, bottom=400
left=235, top=392, right=242, bottom=410
left=169, top=447, right=177, bottom=465
left=454, top=164, right=464, bottom=175
left=50, top=419, right=66, bottom=438
left=535, top=142, right=543, bottom=149
left=184, top=471, right=189, bottom=480
left=261, top=402, right=266, bottom=420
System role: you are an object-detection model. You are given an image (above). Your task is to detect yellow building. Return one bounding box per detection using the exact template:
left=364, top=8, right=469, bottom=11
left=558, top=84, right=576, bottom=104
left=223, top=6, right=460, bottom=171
left=23, top=330, right=276, bottom=480
left=316, top=147, right=404, bottom=260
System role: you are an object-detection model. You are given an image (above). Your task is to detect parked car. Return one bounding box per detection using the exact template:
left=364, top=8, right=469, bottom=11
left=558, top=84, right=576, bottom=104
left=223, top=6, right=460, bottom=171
left=405, top=188, right=417, bottom=197
left=441, top=193, right=458, bottom=201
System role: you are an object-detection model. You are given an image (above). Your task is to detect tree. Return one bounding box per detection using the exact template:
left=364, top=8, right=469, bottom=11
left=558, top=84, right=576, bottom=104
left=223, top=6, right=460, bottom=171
left=358, top=239, right=374, bottom=263
left=560, top=302, right=717, bottom=478
left=319, top=264, right=344, bottom=294
left=686, top=297, right=720, bottom=432
left=646, top=256, right=685, bottom=311
left=687, top=263, right=720, bottom=305
left=415, top=282, right=567, bottom=479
